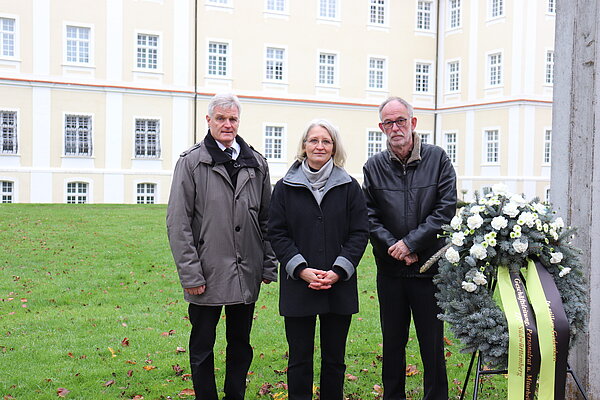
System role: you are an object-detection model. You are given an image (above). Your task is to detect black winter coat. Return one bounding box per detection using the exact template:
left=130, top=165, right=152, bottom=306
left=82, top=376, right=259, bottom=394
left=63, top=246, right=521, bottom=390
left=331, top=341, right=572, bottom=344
left=268, top=162, right=369, bottom=317
left=362, top=142, right=457, bottom=278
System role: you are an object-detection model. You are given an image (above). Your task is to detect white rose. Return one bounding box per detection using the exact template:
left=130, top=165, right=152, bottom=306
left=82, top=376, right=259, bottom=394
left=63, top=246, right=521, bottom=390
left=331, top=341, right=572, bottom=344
left=551, top=217, right=565, bottom=229
left=511, top=194, right=527, bottom=204
left=445, top=247, right=461, bottom=263
left=503, top=202, right=520, bottom=218
left=518, top=211, right=537, bottom=228
left=452, top=232, right=465, bottom=246
left=492, top=183, right=508, bottom=194
left=470, top=243, right=488, bottom=260
left=450, top=215, right=462, bottom=230
left=550, top=252, right=563, bottom=264
left=532, top=203, right=547, bottom=215
left=467, top=214, right=484, bottom=230
left=491, top=216, right=508, bottom=230
left=470, top=205, right=485, bottom=214
left=473, top=271, right=488, bottom=286
left=462, top=281, right=478, bottom=292
left=512, top=240, right=528, bottom=253
left=559, top=267, right=572, bottom=277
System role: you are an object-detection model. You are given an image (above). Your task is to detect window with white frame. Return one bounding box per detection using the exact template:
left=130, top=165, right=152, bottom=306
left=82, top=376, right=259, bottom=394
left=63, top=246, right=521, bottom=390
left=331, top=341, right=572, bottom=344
left=488, top=52, right=502, bottom=86
left=548, top=0, right=555, bottom=13
left=264, top=125, right=284, bottom=160
left=265, top=47, right=285, bottom=81
left=319, top=0, right=338, bottom=19
left=444, top=132, right=457, bottom=163
left=66, top=25, right=90, bottom=64
left=484, top=130, right=499, bottom=163
left=266, top=0, right=285, bottom=12
left=545, top=50, right=554, bottom=84
left=318, top=53, right=337, bottom=85
left=1, top=111, right=17, bottom=154
left=545, top=187, right=551, bottom=202
left=0, top=17, right=15, bottom=57
left=136, top=33, right=158, bottom=70
left=367, top=130, right=385, bottom=158
left=544, top=129, right=552, bottom=164
left=415, top=62, right=431, bottom=93
left=135, top=119, right=160, bottom=158
left=64, top=115, right=92, bottom=156
left=368, top=57, right=385, bottom=89
left=66, top=182, right=88, bottom=204
left=420, top=132, right=430, bottom=144
left=490, top=0, right=504, bottom=18
left=369, top=0, right=386, bottom=25
left=416, top=1, right=432, bottom=30
left=1, top=181, right=13, bottom=203
left=449, top=0, right=461, bottom=29
left=137, top=183, right=156, bottom=204
left=208, top=41, right=229, bottom=76
left=448, top=60, right=460, bottom=92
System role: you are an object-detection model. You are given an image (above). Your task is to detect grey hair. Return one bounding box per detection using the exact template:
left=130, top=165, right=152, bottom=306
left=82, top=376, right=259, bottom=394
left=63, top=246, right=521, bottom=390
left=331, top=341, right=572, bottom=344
left=208, top=93, right=242, bottom=117
left=378, top=96, right=413, bottom=121
left=296, top=119, right=347, bottom=167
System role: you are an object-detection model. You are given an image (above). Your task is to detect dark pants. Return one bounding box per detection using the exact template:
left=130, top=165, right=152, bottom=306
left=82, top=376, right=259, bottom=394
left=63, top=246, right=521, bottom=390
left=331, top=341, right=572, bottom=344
left=188, top=302, right=255, bottom=400
left=377, top=275, right=448, bottom=400
left=284, top=313, right=352, bottom=400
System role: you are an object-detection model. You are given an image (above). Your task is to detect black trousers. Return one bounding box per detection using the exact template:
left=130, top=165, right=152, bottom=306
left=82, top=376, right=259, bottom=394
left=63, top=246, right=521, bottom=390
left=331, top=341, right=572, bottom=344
left=188, top=303, right=255, bottom=400
left=377, top=275, right=448, bottom=400
left=284, top=313, right=352, bottom=400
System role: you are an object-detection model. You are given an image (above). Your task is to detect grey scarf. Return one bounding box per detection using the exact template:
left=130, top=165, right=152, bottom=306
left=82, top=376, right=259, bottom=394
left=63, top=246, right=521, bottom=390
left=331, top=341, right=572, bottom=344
left=301, top=158, right=333, bottom=204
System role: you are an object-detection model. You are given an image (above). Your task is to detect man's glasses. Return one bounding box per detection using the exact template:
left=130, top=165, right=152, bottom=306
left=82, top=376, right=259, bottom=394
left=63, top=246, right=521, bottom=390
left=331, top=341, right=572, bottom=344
left=381, top=118, right=409, bottom=131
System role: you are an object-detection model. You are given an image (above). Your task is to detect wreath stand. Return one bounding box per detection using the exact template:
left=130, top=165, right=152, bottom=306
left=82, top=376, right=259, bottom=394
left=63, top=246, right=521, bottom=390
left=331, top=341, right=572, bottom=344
left=458, top=277, right=589, bottom=400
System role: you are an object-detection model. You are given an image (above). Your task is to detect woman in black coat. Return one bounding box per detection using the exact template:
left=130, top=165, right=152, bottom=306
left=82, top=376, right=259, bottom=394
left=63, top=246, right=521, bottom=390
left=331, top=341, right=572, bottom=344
left=268, top=119, right=369, bottom=400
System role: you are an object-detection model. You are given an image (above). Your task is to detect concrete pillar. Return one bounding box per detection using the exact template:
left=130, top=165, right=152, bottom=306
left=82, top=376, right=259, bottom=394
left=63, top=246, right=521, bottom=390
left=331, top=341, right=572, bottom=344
left=551, top=0, right=600, bottom=399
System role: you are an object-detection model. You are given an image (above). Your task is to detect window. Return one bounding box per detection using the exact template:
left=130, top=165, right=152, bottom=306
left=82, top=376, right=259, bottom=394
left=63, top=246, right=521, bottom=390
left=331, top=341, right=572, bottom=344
left=135, top=119, right=160, bottom=158
left=444, top=132, right=457, bottom=163
left=319, top=0, right=338, bottom=19
left=420, top=132, right=430, bottom=144
left=548, top=0, right=555, bottom=13
left=137, top=183, right=156, bottom=204
left=416, top=1, right=432, bottom=30
left=266, top=0, right=285, bottom=12
left=1, top=181, right=13, bottom=203
left=484, top=130, right=499, bottom=163
left=545, top=50, right=554, bottom=84
left=264, top=125, right=284, bottom=160
left=369, top=0, right=386, bottom=25
left=544, top=130, right=551, bottom=164
left=1, top=111, right=17, bottom=154
left=367, top=130, right=385, bottom=158
left=0, top=17, right=15, bottom=57
left=449, top=0, right=461, bottom=29
left=490, top=0, right=503, bottom=18
left=488, top=52, right=502, bottom=86
left=136, top=33, right=158, bottom=70
left=415, top=62, right=432, bottom=93
left=65, top=115, right=92, bottom=156
left=368, top=57, right=385, bottom=89
left=207, top=0, right=230, bottom=4
left=265, top=47, right=285, bottom=81
left=66, top=182, right=88, bottom=204
left=208, top=41, right=229, bottom=76
left=66, top=26, right=90, bottom=63
left=318, top=53, right=337, bottom=85
left=448, top=61, right=460, bottom=92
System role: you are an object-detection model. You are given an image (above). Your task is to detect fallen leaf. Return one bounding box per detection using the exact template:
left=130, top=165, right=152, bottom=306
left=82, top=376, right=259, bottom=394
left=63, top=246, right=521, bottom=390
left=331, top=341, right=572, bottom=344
left=121, top=338, right=130, bottom=347
left=160, top=330, right=176, bottom=337
left=258, top=383, right=272, bottom=396
left=172, top=364, right=184, bottom=376
left=345, top=373, right=358, bottom=381
left=143, top=365, right=156, bottom=371
left=405, top=364, right=420, bottom=376
left=273, top=367, right=287, bottom=375
left=57, top=387, right=70, bottom=397
left=130, top=396, right=144, bottom=400
left=125, top=360, right=137, bottom=364
left=67, top=352, right=74, bottom=358
left=275, top=382, right=288, bottom=389
left=103, top=380, right=115, bottom=387
left=373, top=384, right=384, bottom=394
left=445, top=351, right=452, bottom=359
left=444, top=336, right=454, bottom=346
left=179, top=388, right=195, bottom=397
left=108, top=347, right=117, bottom=357
left=127, top=370, right=133, bottom=377
left=176, top=347, right=186, bottom=353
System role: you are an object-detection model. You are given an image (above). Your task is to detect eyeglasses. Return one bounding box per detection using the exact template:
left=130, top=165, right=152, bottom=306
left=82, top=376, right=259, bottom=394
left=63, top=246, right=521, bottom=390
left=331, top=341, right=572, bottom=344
left=305, top=138, right=334, bottom=147
left=381, top=118, right=409, bottom=131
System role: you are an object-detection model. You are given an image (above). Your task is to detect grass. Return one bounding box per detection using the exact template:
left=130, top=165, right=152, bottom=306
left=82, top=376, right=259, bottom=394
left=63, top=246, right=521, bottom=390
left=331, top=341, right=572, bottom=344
left=0, top=204, right=508, bottom=399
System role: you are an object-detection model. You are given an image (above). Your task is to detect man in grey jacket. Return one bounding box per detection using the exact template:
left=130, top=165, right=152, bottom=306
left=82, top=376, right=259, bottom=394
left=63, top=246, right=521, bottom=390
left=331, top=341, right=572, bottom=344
left=166, top=93, right=277, bottom=400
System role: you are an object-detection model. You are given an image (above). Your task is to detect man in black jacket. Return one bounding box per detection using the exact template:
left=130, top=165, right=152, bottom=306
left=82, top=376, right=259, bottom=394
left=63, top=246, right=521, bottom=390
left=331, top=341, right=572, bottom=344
left=362, top=97, right=457, bottom=400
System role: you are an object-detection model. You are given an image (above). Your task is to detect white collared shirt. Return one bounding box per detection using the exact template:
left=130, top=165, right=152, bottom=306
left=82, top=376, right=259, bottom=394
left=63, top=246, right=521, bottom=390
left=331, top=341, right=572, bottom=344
left=216, top=138, right=240, bottom=160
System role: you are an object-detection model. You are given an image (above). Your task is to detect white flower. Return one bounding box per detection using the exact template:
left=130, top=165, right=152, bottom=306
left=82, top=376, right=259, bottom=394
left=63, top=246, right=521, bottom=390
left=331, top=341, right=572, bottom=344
left=550, top=228, right=559, bottom=240
left=503, top=202, right=520, bottom=218
left=550, top=252, right=564, bottom=264
left=457, top=207, right=465, bottom=217
left=462, top=281, right=478, bottom=292
left=467, top=214, right=484, bottom=230
left=491, top=216, right=508, bottom=230
left=473, top=271, right=488, bottom=286
left=452, top=232, right=465, bottom=246
left=518, top=211, right=537, bottom=228
left=512, top=240, right=528, bottom=253
left=470, top=243, right=488, bottom=260
left=532, top=202, right=547, bottom=215
left=551, top=217, right=565, bottom=229
left=445, top=247, right=461, bottom=263
left=450, top=215, right=462, bottom=230
left=486, top=238, right=497, bottom=247
left=470, top=205, right=485, bottom=214
left=559, top=267, right=572, bottom=277
left=511, top=194, right=528, bottom=205
left=492, top=183, right=508, bottom=194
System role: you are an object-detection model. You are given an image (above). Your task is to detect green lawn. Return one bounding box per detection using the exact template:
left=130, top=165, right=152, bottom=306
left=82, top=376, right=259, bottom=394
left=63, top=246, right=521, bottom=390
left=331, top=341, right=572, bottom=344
left=0, top=204, right=507, bottom=399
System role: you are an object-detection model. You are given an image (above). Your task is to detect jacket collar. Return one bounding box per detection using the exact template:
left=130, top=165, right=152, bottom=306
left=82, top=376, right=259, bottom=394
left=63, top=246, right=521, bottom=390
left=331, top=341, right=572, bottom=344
left=283, top=159, right=351, bottom=194
left=387, top=132, right=422, bottom=165
left=201, top=131, right=259, bottom=168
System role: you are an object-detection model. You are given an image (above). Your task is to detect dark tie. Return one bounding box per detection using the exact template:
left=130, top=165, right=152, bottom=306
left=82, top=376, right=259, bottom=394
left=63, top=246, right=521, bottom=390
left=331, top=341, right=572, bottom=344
left=224, top=147, right=233, bottom=158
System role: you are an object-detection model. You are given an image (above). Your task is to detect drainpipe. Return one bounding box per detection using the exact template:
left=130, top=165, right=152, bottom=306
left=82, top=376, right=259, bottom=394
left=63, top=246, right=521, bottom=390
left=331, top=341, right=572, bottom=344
left=193, top=0, right=198, bottom=144
left=433, top=0, right=441, bottom=145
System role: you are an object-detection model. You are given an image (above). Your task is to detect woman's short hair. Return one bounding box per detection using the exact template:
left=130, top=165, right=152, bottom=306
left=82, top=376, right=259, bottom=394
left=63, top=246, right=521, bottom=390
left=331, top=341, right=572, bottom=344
left=208, top=93, right=242, bottom=117
left=296, top=119, right=347, bottom=167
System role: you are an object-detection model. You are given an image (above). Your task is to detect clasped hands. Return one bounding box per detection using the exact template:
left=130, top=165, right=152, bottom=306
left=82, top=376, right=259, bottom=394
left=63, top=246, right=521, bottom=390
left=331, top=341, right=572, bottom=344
left=299, top=268, right=340, bottom=290
left=388, top=239, right=419, bottom=265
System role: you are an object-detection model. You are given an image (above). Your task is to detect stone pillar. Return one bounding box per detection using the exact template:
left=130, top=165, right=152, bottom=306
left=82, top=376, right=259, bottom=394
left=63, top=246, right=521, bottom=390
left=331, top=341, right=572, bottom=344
left=551, top=1, right=600, bottom=399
